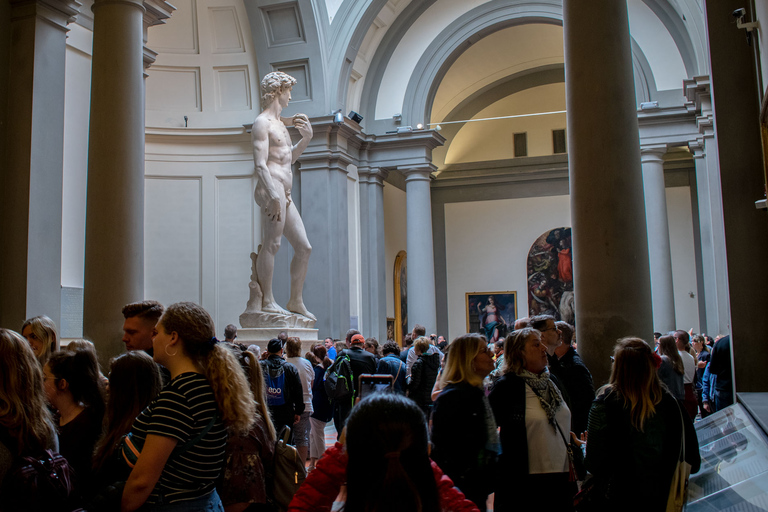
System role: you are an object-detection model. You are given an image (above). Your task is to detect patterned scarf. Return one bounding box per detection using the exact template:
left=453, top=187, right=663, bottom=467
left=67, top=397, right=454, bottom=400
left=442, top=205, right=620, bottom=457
left=519, top=368, right=562, bottom=427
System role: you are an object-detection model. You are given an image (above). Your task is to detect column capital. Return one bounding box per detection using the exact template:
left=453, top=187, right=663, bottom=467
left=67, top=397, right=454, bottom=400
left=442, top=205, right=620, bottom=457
left=640, top=144, right=667, bottom=164
left=401, top=165, right=436, bottom=183
left=358, top=167, right=389, bottom=186
left=10, top=0, right=82, bottom=29
left=688, top=139, right=705, bottom=159
left=683, top=75, right=711, bottom=112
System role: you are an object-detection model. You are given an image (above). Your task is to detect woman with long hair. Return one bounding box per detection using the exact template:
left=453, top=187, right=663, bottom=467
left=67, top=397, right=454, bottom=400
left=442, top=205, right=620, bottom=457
left=45, top=348, right=106, bottom=484
left=220, top=349, right=276, bottom=512
left=121, top=302, right=255, bottom=512
left=92, top=351, right=163, bottom=474
left=288, top=393, right=479, bottom=512
left=431, top=334, right=499, bottom=510
left=585, top=338, right=700, bottom=511
left=488, top=328, right=575, bottom=511
left=0, top=329, right=58, bottom=505
left=657, top=335, right=685, bottom=400
left=21, top=315, right=59, bottom=366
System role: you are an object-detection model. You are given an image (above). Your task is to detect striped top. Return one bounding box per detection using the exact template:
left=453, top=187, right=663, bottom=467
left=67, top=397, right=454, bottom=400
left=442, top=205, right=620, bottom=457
left=130, top=372, right=226, bottom=504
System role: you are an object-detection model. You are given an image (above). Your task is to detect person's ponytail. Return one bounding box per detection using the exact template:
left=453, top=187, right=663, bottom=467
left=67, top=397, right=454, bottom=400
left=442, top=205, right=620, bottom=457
left=204, top=343, right=255, bottom=435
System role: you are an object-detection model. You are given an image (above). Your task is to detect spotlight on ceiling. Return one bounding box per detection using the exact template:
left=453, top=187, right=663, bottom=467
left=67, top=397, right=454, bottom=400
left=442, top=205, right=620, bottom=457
left=416, top=123, right=424, bottom=129
left=332, top=109, right=343, bottom=125
left=349, top=111, right=363, bottom=124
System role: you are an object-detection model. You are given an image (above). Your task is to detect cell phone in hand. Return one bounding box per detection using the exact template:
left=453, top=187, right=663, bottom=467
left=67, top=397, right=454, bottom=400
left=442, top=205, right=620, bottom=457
left=357, top=374, right=394, bottom=401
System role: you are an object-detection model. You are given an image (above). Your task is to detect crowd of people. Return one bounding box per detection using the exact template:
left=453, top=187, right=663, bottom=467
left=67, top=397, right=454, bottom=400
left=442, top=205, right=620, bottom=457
left=0, top=302, right=732, bottom=511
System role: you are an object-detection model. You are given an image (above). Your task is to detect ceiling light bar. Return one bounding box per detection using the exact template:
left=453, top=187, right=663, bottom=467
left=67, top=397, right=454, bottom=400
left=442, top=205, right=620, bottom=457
left=426, top=110, right=567, bottom=127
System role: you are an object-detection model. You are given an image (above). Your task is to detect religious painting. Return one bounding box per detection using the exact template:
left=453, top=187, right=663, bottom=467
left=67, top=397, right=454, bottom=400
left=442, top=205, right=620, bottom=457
left=386, top=318, right=396, bottom=342
left=394, top=251, right=407, bottom=346
left=527, top=227, right=575, bottom=324
left=466, top=291, right=517, bottom=344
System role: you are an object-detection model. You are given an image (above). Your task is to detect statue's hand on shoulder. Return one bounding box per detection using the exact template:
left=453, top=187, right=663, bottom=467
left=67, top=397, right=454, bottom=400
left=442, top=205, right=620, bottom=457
left=292, top=113, right=313, bottom=140
left=264, top=196, right=281, bottom=222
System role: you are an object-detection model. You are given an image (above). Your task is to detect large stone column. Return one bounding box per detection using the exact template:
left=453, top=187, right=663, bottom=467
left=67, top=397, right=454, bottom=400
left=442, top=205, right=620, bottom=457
left=704, top=0, right=768, bottom=392
left=83, top=0, right=146, bottom=360
left=685, top=78, right=730, bottom=338
left=404, top=166, right=437, bottom=334
left=358, top=166, right=389, bottom=342
left=564, top=0, right=654, bottom=385
left=641, top=145, right=676, bottom=332
left=0, top=0, right=80, bottom=331
left=295, top=119, right=357, bottom=340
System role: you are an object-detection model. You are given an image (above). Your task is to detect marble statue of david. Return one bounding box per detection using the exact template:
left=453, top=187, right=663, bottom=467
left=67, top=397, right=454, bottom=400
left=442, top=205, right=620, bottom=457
left=250, top=71, right=315, bottom=322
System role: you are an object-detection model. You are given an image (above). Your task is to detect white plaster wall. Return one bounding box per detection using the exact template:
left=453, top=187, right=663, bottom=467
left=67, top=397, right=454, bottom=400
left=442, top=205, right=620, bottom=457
left=61, top=24, right=93, bottom=288
left=444, top=195, right=570, bottom=341
left=627, top=0, right=687, bottom=90
left=375, top=0, right=491, bottom=120
left=666, top=186, right=700, bottom=332
left=144, top=135, right=257, bottom=334
left=145, top=0, right=260, bottom=129
left=384, top=184, right=407, bottom=319
left=446, top=83, right=566, bottom=163
left=431, top=24, right=564, bottom=123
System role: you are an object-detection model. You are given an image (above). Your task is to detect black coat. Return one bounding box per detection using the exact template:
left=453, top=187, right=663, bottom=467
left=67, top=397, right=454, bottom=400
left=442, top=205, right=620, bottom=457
left=408, top=352, right=440, bottom=407
left=344, top=346, right=377, bottom=394
left=431, top=382, right=496, bottom=509
left=586, top=388, right=701, bottom=511
left=547, top=347, right=594, bottom=435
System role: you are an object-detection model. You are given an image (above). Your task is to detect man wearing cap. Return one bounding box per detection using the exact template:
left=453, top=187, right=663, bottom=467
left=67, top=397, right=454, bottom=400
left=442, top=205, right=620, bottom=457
left=260, top=338, right=305, bottom=438
left=333, top=333, right=377, bottom=432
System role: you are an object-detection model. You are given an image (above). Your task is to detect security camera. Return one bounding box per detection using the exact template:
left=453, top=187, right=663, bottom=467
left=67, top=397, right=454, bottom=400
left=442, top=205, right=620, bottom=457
left=733, top=8, right=746, bottom=18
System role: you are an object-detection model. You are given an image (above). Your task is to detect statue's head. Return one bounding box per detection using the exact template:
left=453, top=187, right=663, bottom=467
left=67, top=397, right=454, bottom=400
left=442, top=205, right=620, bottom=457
left=261, top=71, right=297, bottom=107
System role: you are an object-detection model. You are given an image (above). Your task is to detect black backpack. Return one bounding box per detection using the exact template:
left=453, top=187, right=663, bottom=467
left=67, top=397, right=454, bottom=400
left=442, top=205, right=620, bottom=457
left=1, top=449, right=79, bottom=512
left=324, top=350, right=354, bottom=402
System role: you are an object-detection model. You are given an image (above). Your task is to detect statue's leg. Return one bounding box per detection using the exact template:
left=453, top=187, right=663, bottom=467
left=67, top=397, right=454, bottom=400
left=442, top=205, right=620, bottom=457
left=257, top=195, right=290, bottom=314
left=283, top=201, right=315, bottom=320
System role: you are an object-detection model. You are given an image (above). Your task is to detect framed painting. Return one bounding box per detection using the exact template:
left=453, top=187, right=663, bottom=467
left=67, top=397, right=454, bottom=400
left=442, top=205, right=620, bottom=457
left=394, top=251, right=407, bottom=346
left=466, top=291, right=517, bottom=343
left=386, top=318, right=396, bottom=342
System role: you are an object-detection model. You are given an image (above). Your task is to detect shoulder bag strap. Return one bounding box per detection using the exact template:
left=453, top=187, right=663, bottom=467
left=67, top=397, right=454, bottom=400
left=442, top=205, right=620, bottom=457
left=174, top=413, right=218, bottom=455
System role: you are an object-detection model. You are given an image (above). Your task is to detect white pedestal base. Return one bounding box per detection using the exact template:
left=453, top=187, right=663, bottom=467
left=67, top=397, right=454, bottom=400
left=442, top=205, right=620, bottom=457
left=237, top=327, right=319, bottom=354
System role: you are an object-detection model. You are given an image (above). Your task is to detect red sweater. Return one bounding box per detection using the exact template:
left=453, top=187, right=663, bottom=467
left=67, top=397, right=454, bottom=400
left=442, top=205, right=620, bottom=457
left=288, top=442, right=480, bottom=512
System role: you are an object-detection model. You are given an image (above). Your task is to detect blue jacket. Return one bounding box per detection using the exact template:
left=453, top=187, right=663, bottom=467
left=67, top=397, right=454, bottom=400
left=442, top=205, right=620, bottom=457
left=377, top=354, right=407, bottom=394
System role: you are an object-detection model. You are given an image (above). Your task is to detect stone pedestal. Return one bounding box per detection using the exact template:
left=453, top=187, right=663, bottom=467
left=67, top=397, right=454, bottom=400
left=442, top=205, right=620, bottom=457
left=237, top=327, right=319, bottom=354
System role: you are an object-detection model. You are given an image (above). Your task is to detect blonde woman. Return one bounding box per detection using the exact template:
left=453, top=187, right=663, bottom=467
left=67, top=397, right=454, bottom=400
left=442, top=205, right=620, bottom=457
left=488, top=328, right=574, bottom=511
left=586, top=338, right=700, bottom=511
left=21, top=315, right=59, bottom=366
left=122, top=302, right=255, bottom=512
left=430, top=333, right=498, bottom=511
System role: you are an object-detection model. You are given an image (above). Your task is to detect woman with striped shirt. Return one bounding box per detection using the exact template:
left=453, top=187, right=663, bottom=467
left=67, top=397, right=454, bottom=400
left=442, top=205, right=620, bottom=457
left=122, top=302, right=255, bottom=512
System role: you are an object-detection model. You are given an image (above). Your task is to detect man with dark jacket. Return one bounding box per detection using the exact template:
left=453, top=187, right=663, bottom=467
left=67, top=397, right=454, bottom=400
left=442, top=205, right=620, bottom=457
left=547, top=321, right=594, bottom=435
left=333, top=333, right=377, bottom=433
left=260, top=338, right=305, bottom=437
left=377, top=341, right=407, bottom=394
left=408, top=337, right=441, bottom=416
